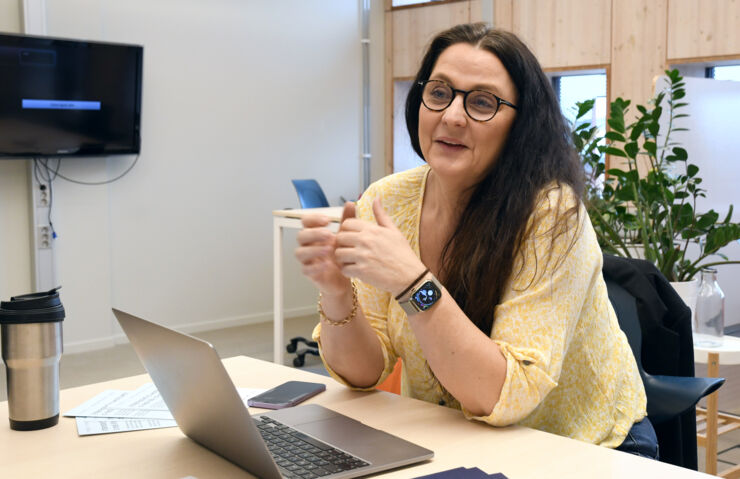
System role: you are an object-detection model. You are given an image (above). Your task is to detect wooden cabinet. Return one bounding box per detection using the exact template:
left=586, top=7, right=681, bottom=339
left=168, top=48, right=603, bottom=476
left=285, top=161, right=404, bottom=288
left=512, top=0, right=611, bottom=70
left=668, top=0, right=740, bottom=61
left=391, top=1, right=477, bottom=79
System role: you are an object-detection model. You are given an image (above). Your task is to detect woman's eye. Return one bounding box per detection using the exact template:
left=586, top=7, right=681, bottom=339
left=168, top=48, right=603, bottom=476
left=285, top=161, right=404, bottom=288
left=430, top=87, right=449, bottom=99
left=469, top=94, right=496, bottom=110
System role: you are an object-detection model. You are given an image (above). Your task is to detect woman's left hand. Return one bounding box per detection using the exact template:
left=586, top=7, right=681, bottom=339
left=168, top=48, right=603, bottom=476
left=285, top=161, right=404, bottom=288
left=335, top=198, right=426, bottom=296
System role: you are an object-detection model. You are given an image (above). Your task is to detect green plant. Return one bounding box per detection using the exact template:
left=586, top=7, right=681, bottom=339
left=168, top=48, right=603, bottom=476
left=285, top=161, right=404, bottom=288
left=572, top=69, right=740, bottom=281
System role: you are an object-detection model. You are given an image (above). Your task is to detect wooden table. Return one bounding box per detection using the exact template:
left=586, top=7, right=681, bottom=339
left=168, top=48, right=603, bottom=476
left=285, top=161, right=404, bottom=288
left=272, top=207, right=343, bottom=364
left=695, top=335, right=740, bottom=478
left=0, top=356, right=716, bottom=478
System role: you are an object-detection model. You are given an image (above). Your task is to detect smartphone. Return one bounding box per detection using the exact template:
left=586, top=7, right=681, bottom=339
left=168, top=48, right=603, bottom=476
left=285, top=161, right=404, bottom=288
left=247, top=380, right=326, bottom=409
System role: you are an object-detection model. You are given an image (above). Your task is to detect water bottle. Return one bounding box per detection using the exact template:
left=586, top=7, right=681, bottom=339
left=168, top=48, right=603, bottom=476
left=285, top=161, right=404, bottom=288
left=0, top=288, right=65, bottom=430
left=693, top=268, right=724, bottom=348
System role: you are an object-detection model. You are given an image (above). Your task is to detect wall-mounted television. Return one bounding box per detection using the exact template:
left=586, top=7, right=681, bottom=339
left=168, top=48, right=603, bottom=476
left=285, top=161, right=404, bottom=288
left=0, top=33, right=143, bottom=158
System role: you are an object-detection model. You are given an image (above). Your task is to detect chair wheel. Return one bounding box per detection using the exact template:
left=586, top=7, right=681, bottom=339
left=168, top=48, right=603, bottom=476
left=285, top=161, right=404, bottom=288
left=293, top=356, right=305, bottom=367
left=286, top=343, right=297, bottom=353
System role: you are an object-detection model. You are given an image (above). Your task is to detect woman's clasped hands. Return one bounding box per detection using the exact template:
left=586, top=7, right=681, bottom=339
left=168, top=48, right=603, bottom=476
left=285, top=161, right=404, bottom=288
left=295, top=198, right=425, bottom=298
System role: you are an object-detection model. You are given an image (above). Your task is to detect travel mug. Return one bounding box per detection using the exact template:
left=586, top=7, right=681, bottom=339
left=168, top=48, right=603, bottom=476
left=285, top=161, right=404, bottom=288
left=0, top=288, right=65, bottom=430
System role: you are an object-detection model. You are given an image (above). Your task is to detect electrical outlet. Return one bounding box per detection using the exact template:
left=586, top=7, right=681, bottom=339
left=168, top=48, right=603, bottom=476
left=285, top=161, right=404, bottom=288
left=36, top=185, right=50, bottom=208
left=37, top=225, right=52, bottom=249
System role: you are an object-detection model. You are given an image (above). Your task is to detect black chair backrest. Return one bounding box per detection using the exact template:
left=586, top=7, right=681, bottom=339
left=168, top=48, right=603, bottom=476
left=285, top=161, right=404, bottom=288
left=605, top=275, right=723, bottom=425
left=605, top=278, right=644, bottom=370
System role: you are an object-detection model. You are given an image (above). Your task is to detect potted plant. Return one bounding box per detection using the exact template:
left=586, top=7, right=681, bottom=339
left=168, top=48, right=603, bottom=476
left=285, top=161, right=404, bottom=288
left=572, top=69, right=740, bottom=288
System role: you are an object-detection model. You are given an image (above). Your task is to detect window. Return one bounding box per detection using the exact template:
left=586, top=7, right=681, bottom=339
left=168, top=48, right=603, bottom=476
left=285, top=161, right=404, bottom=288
left=393, top=80, right=424, bottom=173
left=391, top=0, right=437, bottom=6
left=552, top=73, right=607, bottom=134
left=709, top=65, right=740, bottom=81
left=551, top=72, right=607, bottom=195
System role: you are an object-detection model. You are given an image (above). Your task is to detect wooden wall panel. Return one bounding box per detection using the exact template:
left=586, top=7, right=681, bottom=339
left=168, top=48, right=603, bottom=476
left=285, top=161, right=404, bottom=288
left=667, top=0, right=740, bottom=61
left=391, top=1, right=471, bottom=78
left=610, top=0, right=668, bottom=107
left=469, top=0, right=491, bottom=24
left=492, top=0, right=513, bottom=30
left=511, top=0, right=611, bottom=70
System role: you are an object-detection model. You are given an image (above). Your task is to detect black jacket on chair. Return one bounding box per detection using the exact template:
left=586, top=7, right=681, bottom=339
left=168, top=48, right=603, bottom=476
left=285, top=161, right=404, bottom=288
left=602, top=254, right=697, bottom=470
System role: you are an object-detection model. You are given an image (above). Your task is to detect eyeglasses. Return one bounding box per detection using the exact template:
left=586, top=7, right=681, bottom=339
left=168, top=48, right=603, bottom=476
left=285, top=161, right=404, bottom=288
left=418, top=79, right=518, bottom=122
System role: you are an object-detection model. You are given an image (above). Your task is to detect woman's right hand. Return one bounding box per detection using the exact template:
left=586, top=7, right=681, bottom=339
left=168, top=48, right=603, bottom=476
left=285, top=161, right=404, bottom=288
left=295, top=202, right=356, bottom=295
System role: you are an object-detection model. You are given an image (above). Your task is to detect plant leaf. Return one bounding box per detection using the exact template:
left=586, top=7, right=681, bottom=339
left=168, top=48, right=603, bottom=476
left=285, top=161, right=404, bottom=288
left=608, top=118, right=625, bottom=134
left=624, top=142, right=639, bottom=159
left=644, top=141, right=657, bottom=156
left=605, top=131, right=626, bottom=142
left=575, top=99, right=595, bottom=120
left=673, top=147, right=688, bottom=160
left=647, top=122, right=659, bottom=137
left=705, top=224, right=740, bottom=254
left=696, top=210, right=720, bottom=230
left=604, top=147, right=627, bottom=158
left=723, top=205, right=734, bottom=224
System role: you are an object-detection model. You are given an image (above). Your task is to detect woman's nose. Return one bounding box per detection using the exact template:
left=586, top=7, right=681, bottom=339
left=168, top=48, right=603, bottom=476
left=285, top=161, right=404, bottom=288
left=442, top=94, right=467, bottom=127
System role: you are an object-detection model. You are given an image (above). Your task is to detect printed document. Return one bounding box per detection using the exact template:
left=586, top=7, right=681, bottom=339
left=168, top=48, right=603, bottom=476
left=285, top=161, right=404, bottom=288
left=65, top=383, right=265, bottom=435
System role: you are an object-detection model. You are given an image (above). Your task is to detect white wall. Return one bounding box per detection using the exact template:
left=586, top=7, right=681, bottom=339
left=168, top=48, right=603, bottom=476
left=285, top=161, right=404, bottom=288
left=0, top=161, right=32, bottom=301
left=0, top=0, right=32, bottom=302
left=0, top=0, right=20, bottom=32
left=657, top=76, right=740, bottom=327
left=0, top=0, right=383, bottom=352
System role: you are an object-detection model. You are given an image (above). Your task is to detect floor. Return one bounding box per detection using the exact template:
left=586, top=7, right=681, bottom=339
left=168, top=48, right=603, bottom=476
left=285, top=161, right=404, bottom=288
left=2, top=313, right=739, bottom=475
left=0, top=314, right=326, bottom=402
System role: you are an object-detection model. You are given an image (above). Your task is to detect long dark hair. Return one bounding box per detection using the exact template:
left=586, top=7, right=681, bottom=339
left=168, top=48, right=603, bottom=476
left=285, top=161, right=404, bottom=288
left=406, top=23, right=584, bottom=336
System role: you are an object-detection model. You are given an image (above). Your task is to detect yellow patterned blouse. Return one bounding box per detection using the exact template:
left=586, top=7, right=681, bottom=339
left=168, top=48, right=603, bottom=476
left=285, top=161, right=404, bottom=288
left=313, top=165, right=646, bottom=448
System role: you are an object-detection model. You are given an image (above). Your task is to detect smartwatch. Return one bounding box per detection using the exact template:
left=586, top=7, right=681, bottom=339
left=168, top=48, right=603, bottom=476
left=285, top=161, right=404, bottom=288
left=398, top=275, right=443, bottom=315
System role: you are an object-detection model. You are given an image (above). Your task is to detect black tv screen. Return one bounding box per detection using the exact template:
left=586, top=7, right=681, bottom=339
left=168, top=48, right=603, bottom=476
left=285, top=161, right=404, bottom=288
left=0, top=33, right=142, bottom=157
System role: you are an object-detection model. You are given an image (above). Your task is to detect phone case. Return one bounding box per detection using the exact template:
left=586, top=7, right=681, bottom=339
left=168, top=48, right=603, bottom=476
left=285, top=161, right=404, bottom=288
left=247, top=381, right=326, bottom=409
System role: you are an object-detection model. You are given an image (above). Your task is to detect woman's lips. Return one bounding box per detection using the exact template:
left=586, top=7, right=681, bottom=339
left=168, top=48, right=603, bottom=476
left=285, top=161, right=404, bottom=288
left=435, top=138, right=468, bottom=151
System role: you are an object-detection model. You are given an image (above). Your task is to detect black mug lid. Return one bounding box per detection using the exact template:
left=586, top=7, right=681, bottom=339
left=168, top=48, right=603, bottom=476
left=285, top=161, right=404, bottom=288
left=0, top=287, right=65, bottom=324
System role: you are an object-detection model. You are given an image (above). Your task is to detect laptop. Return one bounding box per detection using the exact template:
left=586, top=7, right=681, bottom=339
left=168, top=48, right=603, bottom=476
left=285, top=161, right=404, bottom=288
left=113, top=309, right=433, bottom=479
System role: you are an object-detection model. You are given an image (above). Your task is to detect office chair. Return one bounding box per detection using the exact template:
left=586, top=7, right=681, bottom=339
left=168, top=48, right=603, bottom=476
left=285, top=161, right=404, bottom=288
left=286, top=336, right=319, bottom=367
left=291, top=179, right=329, bottom=209
left=606, top=278, right=725, bottom=425
left=286, top=179, right=329, bottom=367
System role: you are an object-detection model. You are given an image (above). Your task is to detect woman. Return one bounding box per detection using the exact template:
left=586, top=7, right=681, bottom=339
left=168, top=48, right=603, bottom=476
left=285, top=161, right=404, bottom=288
left=295, top=23, right=656, bottom=458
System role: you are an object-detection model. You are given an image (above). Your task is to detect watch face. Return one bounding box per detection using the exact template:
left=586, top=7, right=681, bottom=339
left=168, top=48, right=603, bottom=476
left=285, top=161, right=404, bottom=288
left=411, top=280, right=441, bottom=311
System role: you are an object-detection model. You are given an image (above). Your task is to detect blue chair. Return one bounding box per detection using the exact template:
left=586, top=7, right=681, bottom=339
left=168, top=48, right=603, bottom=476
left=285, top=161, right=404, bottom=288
left=605, top=278, right=725, bottom=425
left=291, top=179, right=329, bottom=209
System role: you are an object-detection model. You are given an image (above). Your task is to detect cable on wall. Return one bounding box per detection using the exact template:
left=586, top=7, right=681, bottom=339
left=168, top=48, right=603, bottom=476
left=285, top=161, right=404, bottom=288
left=33, top=158, right=59, bottom=239
left=35, top=155, right=140, bottom=186
left=32, top=155, right=139, bottom=242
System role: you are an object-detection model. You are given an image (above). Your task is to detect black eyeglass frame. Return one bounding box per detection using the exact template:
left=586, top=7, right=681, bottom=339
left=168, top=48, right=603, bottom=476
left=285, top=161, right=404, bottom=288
left=417, top=79, right=518, bottom=122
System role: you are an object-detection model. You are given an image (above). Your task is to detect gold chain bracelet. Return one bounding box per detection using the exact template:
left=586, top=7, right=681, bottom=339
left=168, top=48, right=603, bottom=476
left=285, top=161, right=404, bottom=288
left=318, top=281, right=358, bottom=326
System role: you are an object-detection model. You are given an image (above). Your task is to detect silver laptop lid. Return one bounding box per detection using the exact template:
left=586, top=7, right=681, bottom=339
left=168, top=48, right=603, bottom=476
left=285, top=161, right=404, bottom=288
left=114, top=308, right=433, bottom=479
left=114, top=308, right=282, bottom=479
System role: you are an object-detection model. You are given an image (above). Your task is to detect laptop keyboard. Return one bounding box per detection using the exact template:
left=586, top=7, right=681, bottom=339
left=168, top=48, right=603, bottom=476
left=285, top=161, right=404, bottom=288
left=256, top=416, right=370, bottom=478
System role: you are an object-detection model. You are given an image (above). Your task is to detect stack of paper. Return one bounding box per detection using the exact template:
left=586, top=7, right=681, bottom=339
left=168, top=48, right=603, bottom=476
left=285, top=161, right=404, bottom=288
left=64, top=383, right=264, bottom=436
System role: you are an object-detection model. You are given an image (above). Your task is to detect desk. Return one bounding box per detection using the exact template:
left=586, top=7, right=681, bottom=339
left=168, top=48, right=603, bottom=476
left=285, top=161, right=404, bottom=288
left=0, top=356, right=715, bottom=478
left=695, top=336, right=740, bottom=478
left=273, top=207, right=343, bottom=364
